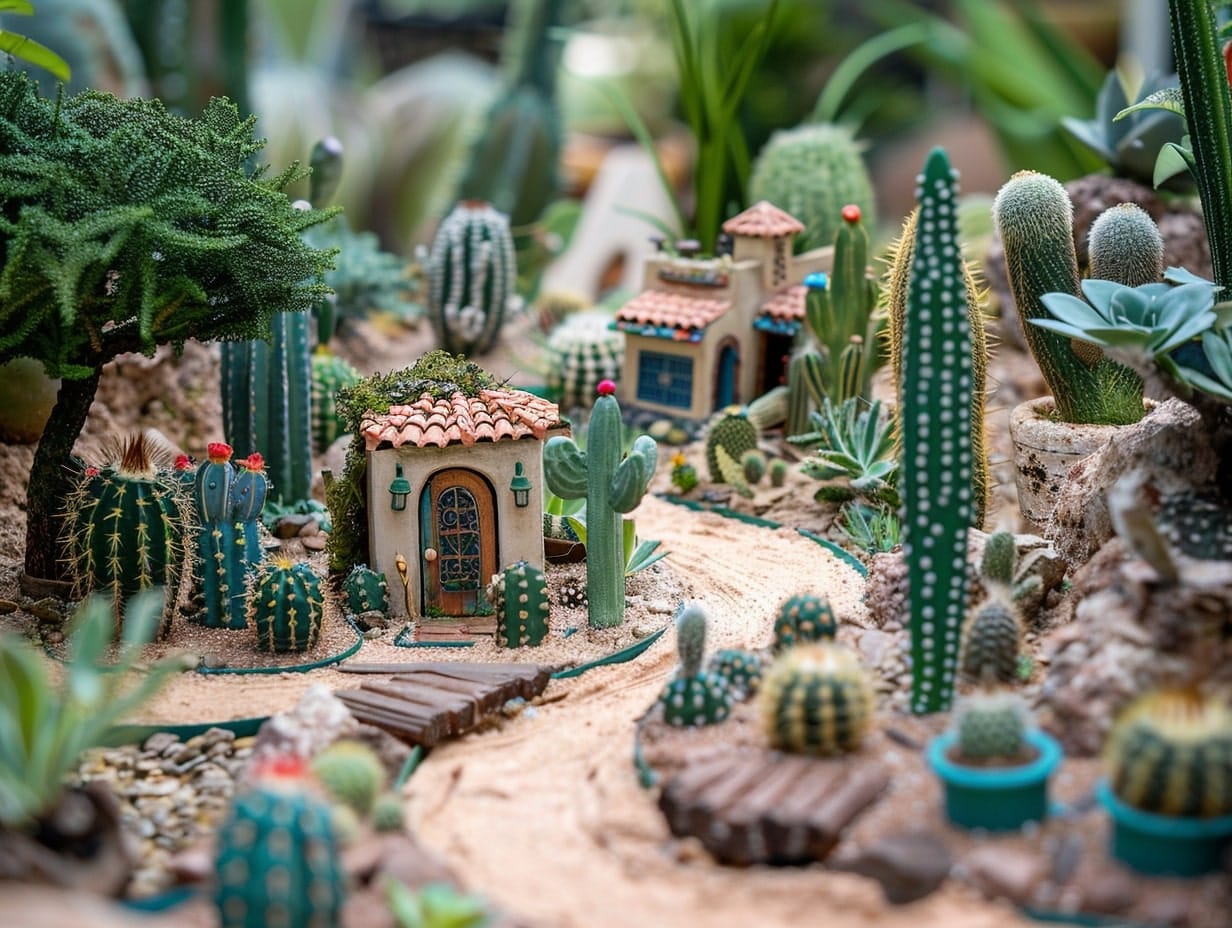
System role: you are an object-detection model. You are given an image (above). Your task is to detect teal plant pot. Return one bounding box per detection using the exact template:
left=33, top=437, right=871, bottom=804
left=928, top=730, right=1062, bottom=831
left=1097, top=780, right=1232, bottom=877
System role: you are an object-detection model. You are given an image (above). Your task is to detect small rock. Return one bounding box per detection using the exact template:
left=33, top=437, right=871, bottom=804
left=27, top=597, right=63, bottom=623
left=1080, top=867, right=1138, bottom=915
left=297, top=519, right=321, bottom=537
left=645, top=600, right=674, bottom=615
left=857, top=628, right=897, bottom=666
left=631, top=625, right=657, bottom=638
left=354, top=609, right=391, bottom=631
left=274, top=514, right=315, bottom=538
left=839, top=830, right=952, bottom=904
left=42, top=630, right=64, bottom=645
left=142, top=732, right=180, bottom=756
left=131, top=777, right=180, bottom=798
left=963, top=845, right=1046, bottom=905
left=301, top=534, right=327, bottom=552
left=200, top=653, right=228, bottom=670
left=0, top=598, right=18, bottom=614
left=362, top=628, right=385, bottom=640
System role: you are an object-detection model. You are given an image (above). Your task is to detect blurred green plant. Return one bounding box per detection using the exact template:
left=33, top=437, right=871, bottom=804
left=0, top=0, right=70, bottom=82
left=387, top=879, right=491, bottom=928
left=837, top=502, right=900, bottom=554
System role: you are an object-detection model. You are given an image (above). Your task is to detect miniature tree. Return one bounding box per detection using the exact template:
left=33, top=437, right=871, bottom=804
left=0, top=72, right=336, bottom=586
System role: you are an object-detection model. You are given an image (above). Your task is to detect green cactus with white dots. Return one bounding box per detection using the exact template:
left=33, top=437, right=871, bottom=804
left=343, top=564, right=388, bottom=616
left=661, top=602, right=731, bottom=727
left=495, top=560, right=550, bottom=647
left=707, top=648, right=763, bottom=699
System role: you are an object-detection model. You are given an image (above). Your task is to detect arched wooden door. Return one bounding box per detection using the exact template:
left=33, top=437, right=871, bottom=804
left=419, top=469, right=497, bottom=616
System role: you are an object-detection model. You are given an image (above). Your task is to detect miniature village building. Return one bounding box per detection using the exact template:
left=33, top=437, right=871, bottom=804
left=360, top=389, right=564, bottom=630
left=613, top=201, right=832, bottom=420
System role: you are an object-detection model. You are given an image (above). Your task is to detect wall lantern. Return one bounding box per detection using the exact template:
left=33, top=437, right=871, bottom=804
left=389, top=462, right=411, bottom=511
left=510, top=462, right=532, bottom=508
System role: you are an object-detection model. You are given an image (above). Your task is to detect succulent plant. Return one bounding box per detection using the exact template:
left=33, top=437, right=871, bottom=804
left=1087, top=203, right=1165, bottom=288
left=426, top=201, right=516, bottom=356
left=773, top=593, right=838, bottom=652
left=740, top=449, right=766, bottom=486
left=952, top=690, right=1030, bottom=763
left=768, top=458, right=789, bottom=488
left=669, top=453, right=699, bottom=495
left=705, top=411, right=759, bottom=484
left=660, top=602, right=732, bottom=727
left=248, top=557, right=325, bottom=653
left=495, top=560, right=550, bottom=648
left=760, top=642, right=874, bottom=756
left=343, top=565, right=389, bottom=616
left=706, top=648, right=763, bottom=699
left=310, top=740, right=387, bottom=817
left=792, top=397, right=898, bottom=506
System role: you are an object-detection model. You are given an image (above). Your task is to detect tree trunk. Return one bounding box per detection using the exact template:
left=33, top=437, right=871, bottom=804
left=22, top=372, right=101, bottom=586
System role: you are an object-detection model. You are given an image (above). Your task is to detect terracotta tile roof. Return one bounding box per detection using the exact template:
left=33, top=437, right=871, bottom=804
left=759, top=285, right=807, bottom=322
left=614, top=289, right=731, bottom=334
left=722, top=201, right=804, bottom=239
left=360, top=389, right=562, bottom=451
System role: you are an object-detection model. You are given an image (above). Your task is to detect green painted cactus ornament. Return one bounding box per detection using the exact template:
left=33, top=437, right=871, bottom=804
left=660, top=602, right=732, bottom=727
left=543, top=381, right=657, bottom=628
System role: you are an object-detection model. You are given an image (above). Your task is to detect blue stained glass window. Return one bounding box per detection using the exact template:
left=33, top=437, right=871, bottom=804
left=637, top=352, right=693, bottom=409
left=437, top=486, right=481, bottom=592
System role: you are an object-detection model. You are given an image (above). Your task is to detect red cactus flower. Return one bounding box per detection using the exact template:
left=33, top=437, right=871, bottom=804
left=242, top=453, right=265, bottom=472
left=206, top=442, right=233, bottom=463
left=841, top=204, right=862, bottom=224
left=251, top=754, right=308, bottom=782
left=84, top=465, right=100, bottom=478
left=597, top=379, right=617, bottom=396
left=173, top=454, right=192, bottom=471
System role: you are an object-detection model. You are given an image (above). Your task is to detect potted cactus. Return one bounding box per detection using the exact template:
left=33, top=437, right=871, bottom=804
left=927, top=690, right=1063, bottom=831
left=1098, top=689, right=1232, bottom=877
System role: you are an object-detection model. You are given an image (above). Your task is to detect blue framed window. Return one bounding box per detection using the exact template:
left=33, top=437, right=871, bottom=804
left=637, top=352, right=693, bottom=409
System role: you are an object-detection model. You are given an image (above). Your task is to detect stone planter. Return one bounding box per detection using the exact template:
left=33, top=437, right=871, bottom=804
left=1008, top=397, right=1132, bottom=533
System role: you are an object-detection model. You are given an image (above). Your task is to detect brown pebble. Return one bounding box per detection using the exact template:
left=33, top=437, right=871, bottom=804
left=302, top=534, right=327, bottom=552
left=0, top=599, right=18, bottom=614
left=43, top=630, right=64, bottom=644
left=297, top=519, right=321, bottom=537
left=27, top=598, right=63, bottom=623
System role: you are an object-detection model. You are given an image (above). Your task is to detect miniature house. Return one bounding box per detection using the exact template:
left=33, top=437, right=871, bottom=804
left=613, top=201, right=833, bottom=420
left=361, top=389, right=564, bottom=631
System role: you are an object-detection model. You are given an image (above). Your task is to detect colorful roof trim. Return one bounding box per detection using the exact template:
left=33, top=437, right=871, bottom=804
left=360, top=389, right=562, bottom=451
left=721, top=201, right=804, bottom=239
left=614, top=290, right=731, bottom=340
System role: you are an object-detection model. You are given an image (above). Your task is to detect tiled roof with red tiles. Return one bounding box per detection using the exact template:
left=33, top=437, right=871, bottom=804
left=721, top=201, right=804, bottom=239
left=614, top=289, right=731, bottom=334
left=759, top=285, right=807, bottom=322
left=360, top=389, right=562, bottom=451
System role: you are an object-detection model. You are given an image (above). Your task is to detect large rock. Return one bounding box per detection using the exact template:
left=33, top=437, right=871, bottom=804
left=836, top=830, right=952, bottom=904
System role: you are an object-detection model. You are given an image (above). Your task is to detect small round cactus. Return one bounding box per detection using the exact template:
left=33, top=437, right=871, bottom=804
left=248, top=558, right=325, bottom=653
left=760, top=642, right=874, bottom=756
left=707, top=648, right=763, bottom=700
left=980, top=531, right=1016, bottom=587
left=371, top=792, right=405, bottom=833
left=1088, top=202, right=1164, bottom=288
left=310, top=740, right=386, bottom=817
left=1105, top=689, right=1232, bottom=818
left=958, top=598, right=1022, bottom=685
left=660, top=602, right=732, bottom=727
left=773, top=593, right=838, bottom=651
left=343, top=564, right=388, bottom=616
left=953, top=690, right=1030, bottom=762
left=495, top=560, right=550, bottom=648
left=670, top=453, right=699, bottom=494
left=768, top=458, right=789, bottom=488
left=741, top=449, right=766, bottom=486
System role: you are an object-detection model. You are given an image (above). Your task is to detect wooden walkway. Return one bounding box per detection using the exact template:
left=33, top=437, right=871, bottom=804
left=337, top=662, right=551, bottom=747
left=658, top=750, right=890, bottom=866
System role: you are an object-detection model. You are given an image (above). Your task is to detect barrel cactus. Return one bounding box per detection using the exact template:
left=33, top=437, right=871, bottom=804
left=371, top=792, right=405, bottom=833
left=760, top=642, right=874, bottom=756
left=958, top=598, right=1023, bottom=686
left=343, top=564, right=388, bottom=616
left=495, top=560, right=550, bottom=648
left=661, top=602, right=732, bottom=727
left=772, top=593, right=838, bottom=652
left=953, top=690, right=1030, bottom=762
left=310, top=740, right=386, bottom=817
left=310, top=349, right=362, bottom=454
left=545, top=311, right=624, bottom=410
left=214, top=755, right=345, bottom=928
left=426, top=201, right=516, bottom=356
left=248, top=558, right=325, bottom=653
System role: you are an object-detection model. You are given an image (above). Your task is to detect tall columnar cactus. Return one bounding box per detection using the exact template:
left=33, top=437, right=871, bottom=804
left=495, top=560, right=550, bottom=648
left=992, top=171, right=1145, bottom=425
left=1105, top=689, right=1232, bottom=818
left=214, top=756, right=345, bottom=928
left=343, top=565, right=388, bottom=616
left=221, top=308, right=314, bottom=504
left=705, top=410, right=758, bottom=483
left=1087, top=203, right=1164, bottom=288
left=748, top=124, right=876, bottom=253
left=248, top=558, right=325, bottom=653
left=884, top=208, right=990, bottom=528
left=953, top=690, right=1029, bottom=762
left=192, top=443, right=268, bottom=630
left=543, top=381, right=658, bottom=628
left=760, top=642, right=874, bottom=756
left=898, top=148, right=976, bottom=715
left=426, top=202, right=516, bottom=356
left=785, top=350, right=816, bottom=437
left=772, top=592, right=838, bottom=652
left=62, top=433, right=186, bottom=639
left=660, top=602, right=732, bottom=727
left=310, top=349, right=362, bottom=454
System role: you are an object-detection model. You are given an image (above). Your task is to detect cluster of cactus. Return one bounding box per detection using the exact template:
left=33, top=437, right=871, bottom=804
left=545, top=312, right=624, bottom=410
left=310, top=740, right=387, bottom=817
left=1105, top=689, right=1232, bottom=818
left=992, top=171, right=1146, bottom=426
left=494, top=560, right=550, bottom=648
left=660, top=602, right=732, bottom=727
left=895, top=149, right=978, bottom=715
left=768, top=458, right=789, bottom=488
left=426, top=201, right=516, bottom=356
left=748, top=124, right=875, bottom=254
left=707, top=648, right=763, bottom=700
left=343, top=564, right=389, bottom=616
left=773, top=592, right=838, bottom=652
left=760, top=641, right=874, bottom=756
left=310, top=349, right=362, bottom=455
left=669, top=453, right=699, bottom=494
left=213, top=756, right=346, bottom=928
left=952, top=690, right=1030, bottom=762
left=62, top=432, right=186, bottom=638
left=248, top=558, right=325, bottom=653
left=543, top=381, right=657, bottom=628
left=704, top=410, right=758, bottom=484
left=221, top=308, right=313, bottom=505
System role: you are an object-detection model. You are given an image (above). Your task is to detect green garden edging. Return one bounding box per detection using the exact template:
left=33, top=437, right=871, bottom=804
left=551, top=625, right=667, bottom=679
left=102, top=714, right=268, bottom=748
left=195, top=615, right=364, bottom=675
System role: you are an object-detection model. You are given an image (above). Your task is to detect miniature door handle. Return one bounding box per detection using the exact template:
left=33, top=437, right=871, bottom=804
left=424, top=547, right=438, bottom=563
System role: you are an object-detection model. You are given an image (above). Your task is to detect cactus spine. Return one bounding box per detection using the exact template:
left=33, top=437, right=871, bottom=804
left=660, top=602, right=732, bottom=727
left=953, top=690, right=1029, bottom=762
left=884, top=208, right=990, bottom=528
left=773, top=592, right=838, bottom=652
left=221, top=308, right=314, bottom=504
left=214, top=757, right=345, bottom=928
left=192, top=443, right=268, bottom=630
left=343, top=565, right=388, bottom=616
left=310, top=740, right=387, bottom=817
left=705, top=410, right=758, bottom=483
left=1105, top=689, right=1232, bottom=818
left=248, top=558, right=325, bottom=653
left=992, top=171, right=1144, bottom=425
left=62, top=433, right=186, bottom=638
left=760, top=642, right=874, bottom=756
left=426, top=202, right=516, bottom=356
left=543, top=381, right=657, bottom=627
left=1088, top=203, right=1165, bottom=288
left=898, top=149, right=976, bottom=714
left=496, top=560, right=550, bottom=647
